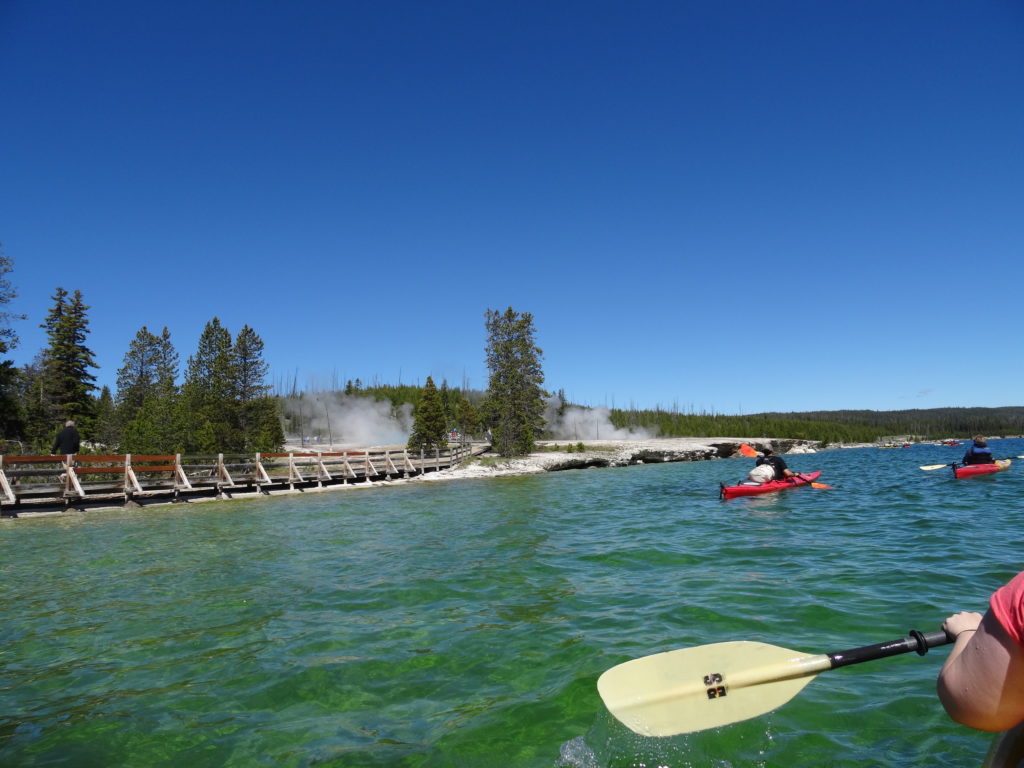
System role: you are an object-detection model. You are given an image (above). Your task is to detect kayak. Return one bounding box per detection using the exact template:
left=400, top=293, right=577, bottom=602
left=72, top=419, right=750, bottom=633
left=982, top=720, right=1024, bottom=767
left=720, top=471, right=822, bottom=500
left=954, top=460, right=1011, bottom=479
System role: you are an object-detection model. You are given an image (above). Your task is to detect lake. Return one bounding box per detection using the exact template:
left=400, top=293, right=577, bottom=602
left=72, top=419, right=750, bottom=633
left=2, top=440, right=1022, bottom=766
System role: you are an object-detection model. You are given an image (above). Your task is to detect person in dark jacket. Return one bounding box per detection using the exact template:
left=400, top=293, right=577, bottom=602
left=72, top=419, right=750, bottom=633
left=755, top=447, right=794, bottom=480
left=51, top=420, right=81, bottom=455
left=962, top=436, right=994, bottom=465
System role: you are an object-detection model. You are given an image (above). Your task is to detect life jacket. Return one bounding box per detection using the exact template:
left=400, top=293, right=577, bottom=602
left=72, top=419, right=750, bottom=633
left=963, top=445, right=994, bottom=465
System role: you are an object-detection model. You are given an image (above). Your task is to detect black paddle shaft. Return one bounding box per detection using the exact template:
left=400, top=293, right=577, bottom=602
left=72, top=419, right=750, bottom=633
left=827, top=629, right=952, bottom=670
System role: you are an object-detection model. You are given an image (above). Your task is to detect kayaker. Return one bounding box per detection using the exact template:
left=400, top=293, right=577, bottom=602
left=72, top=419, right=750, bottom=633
left=751, top=447, right=794, bottom=482
left=962, top=435, right=994, bottom=465
left=937, top=570, right=1024, bottom=731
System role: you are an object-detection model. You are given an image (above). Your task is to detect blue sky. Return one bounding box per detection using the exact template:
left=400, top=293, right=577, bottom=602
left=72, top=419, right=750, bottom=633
left=2, top=1, right=1022, bottom=415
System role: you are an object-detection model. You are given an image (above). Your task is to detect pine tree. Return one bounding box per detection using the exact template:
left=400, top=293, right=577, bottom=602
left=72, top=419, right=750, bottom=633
left=115, top=326, right=162, bottom=426
left=120, top=327, right=182, bottom=454
left=484, top=307, right=546, bottom=457
left=0, top=244, right=26, bottom=358
left=181, top=317, right=238, bottom=453
left=246, top=397, right=285, bottom=452
left=456, top=396, right=481, bottom=439
left=20, top=356, right=52, bottom=450
left=93, top=385, right=118, bottom=450
left=439, top=379, right=452, bottom=427
left=154, top=327, right=179, bottom=391
left=40, top=288, right=98, bottom=429
left=233, top=325, right=270, bottom=403
left=0, top=246, right=26, bottom=444
left=233, top=325, right=274, bottom=451
left=408, top=375, right=448, bottom=450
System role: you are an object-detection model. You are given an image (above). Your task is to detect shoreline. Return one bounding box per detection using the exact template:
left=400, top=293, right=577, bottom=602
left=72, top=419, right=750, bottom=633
left=405, top=436, right=832, bottom=483
left=4, top=437, right=852, bottom=519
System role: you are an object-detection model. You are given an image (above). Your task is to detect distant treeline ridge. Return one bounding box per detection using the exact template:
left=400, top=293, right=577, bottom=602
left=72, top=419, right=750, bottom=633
left=608, top=406, right=1024, bottom=444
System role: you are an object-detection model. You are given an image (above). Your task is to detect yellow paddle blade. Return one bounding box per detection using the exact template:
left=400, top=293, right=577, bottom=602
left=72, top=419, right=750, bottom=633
left=597, top=641, right=831, bottom=737
left=810, top=482, right=831, bottom=489
left=738, top=443, right=758, bottom=458
left=920, top=464, right=950, bottom=471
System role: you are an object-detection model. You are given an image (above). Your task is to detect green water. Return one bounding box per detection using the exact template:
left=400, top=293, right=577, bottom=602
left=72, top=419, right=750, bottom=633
left=3, top=441, right=1023, bottom=767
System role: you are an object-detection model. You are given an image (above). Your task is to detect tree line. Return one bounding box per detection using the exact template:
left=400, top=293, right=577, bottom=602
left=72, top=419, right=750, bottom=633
left=0, top=248, right=283, bottom=454
left=0, top=250, right=548, bottom=459
left=607, top=406, right=1024, bottom=445
left=4, top=245, right=1018, bottom=457
left=273, top=308, right=547, bottom=458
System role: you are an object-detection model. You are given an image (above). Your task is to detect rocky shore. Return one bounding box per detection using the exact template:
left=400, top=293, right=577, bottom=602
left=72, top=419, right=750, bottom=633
left=412, top=436, right=824, bottom=483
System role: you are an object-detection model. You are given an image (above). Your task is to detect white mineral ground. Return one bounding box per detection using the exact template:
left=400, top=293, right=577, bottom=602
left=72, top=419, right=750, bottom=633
left=282, top=436, right=874, bottom=485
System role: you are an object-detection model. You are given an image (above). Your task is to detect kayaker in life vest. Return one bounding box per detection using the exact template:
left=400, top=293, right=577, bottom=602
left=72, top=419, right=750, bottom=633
left=962, top=436, right=994, bottom=465
left=748, top=447, right=794, bottom=482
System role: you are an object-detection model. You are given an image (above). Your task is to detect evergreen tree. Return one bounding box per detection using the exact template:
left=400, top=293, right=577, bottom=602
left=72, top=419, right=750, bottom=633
left=233, top=325, right=274, bottom=451
left=120, top=327, right=182, bottom=454
left=455, top=396, right=481, bottom=438
left=439, top=379, right=452, bottom=427
left=20, top=356, right=52, bottom=450
left=117, top=325, right=183, bottom=456
left=0, top=361, right=25, bottom=444
left=93, top=385, right=119, bottom=450
left=233, top=325, right=270, bottom=403
left=181, top=317, right=238, bottom=453
left=246, top=397, right=285, bottom=452
left=154, top=327, right=179, bottom=390
left=0, top=248, right=25, bottom=443
left=40, top=287, right=98, bottom=428
left=115, top=326, right=162, bottom=426
left=0, top=244, right=26, bottom=358
left=408, top=375, right=448, bottom=450
left=483, top=307, right=546, bottom=457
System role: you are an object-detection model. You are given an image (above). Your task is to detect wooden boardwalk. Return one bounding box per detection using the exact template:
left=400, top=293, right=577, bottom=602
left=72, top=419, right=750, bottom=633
left=0, top=444, right=487, bottom=517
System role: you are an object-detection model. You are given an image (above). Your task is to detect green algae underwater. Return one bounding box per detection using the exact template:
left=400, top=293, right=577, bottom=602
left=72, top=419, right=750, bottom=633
left=3, top=441, right=1022, bottom=767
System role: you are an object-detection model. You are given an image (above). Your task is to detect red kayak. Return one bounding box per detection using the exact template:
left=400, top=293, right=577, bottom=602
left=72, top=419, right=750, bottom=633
left=720, top=471, right=823, bottom=500
left=954, top=460, right=1011, bottom=479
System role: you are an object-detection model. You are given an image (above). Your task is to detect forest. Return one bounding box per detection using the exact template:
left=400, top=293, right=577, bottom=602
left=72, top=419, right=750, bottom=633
left=606, top=405, right=1024, bottom=446
left=1, top=251, right=1021, bottom=455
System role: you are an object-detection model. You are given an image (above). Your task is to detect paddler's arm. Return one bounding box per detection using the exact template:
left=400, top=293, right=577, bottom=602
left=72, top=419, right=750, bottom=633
left=937, top=610, right=1024, bottom=731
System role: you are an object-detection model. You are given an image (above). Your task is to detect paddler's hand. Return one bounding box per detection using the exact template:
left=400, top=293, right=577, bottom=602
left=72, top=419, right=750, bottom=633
left=943, top=611, right=983, bottom=640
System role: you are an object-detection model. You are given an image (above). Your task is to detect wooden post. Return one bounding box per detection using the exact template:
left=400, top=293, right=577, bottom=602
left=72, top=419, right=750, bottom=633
left=174, top=454, right=193, bottom=492
left=384, top=450, right=399, bottom=476
left=0, top=456, right=15, bottom=505
left=64, top=455, right=85, bottom=499
left=124, top=453, right=143, bottom=498
left=254, top=452, right=271, bottom=487
left=217, top=454, right=236, bottom=495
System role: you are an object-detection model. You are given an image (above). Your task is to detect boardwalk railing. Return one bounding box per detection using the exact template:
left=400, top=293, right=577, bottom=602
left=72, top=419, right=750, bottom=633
left=0, top=444, right=482, bottom=516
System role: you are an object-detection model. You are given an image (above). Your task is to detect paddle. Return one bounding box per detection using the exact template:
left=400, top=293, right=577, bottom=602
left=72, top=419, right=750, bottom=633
left=920, top=456, right=1024, bottom=471
left=794, top=472, right=831, bottom=489
left=597, top=627, right=951, bottom=737
left=738, top=443, right=758, bottom=458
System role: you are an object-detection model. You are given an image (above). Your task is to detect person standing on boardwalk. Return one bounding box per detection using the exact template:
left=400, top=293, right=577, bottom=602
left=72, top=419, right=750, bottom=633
left=51, top=420, right=81, bottom=455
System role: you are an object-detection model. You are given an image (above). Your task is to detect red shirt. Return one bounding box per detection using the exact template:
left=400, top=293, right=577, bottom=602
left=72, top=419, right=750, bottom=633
left=991, top=570, right=1024, bottom=647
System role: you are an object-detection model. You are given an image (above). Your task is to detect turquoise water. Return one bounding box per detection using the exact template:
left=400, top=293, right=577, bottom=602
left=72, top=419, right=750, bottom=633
left=2, top=440, right=1023, bottom=767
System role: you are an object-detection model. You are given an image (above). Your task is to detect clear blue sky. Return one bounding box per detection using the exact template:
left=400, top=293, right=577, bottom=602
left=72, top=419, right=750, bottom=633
left=2, top=1, right=1022, bottom=415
